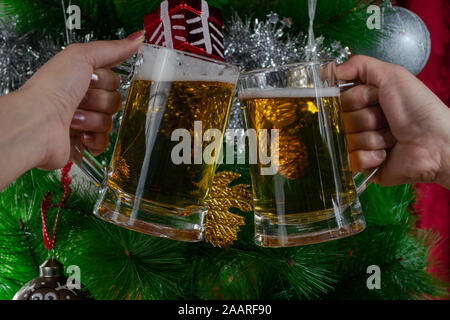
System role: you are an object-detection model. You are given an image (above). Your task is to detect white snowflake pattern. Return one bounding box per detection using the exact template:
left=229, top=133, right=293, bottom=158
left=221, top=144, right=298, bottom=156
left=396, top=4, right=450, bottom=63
left=148, top=0, right=223, bottom=58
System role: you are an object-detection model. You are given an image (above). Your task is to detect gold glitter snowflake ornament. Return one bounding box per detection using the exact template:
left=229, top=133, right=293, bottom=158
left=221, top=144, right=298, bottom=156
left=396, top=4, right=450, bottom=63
left=205, top=171, right=253, bottom=248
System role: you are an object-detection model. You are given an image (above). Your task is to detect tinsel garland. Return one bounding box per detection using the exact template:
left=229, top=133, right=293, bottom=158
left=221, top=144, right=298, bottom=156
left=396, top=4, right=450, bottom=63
left=0, top=17, right=60, bottom=94
left=0, top=16, right=102, bottom=95
left=224, top=12, right=349, bottom=72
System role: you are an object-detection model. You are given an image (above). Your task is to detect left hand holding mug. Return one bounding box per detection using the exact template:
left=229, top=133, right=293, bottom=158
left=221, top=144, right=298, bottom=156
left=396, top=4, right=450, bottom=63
left=19, top=30, right=145, bottom=170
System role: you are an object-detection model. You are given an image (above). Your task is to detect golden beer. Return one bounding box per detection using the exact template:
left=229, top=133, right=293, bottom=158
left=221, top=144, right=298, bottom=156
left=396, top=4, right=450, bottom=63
left=109, top=79, right=234, bottom=208
left=240, top=87, right=363, bottom=246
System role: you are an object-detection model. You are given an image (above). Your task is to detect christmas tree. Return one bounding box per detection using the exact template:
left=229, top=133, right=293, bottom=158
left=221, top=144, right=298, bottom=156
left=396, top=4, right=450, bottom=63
left=0, top=0, right=447, bottom=300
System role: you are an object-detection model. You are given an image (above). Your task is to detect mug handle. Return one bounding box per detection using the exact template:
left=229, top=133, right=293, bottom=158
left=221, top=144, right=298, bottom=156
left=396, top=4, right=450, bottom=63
left=70, top=62, right=135, bottom=186
left=70, top=136, right=106, bottom=186
left=353, top=168, right=379, bottom=195
left=339, top=81, right=380, bottom=195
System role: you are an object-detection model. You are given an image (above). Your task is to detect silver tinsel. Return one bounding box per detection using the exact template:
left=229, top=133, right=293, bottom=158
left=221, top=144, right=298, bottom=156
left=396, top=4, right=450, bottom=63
left=224, top=13, right=350, bottom=72
left=0, top=18, right=61, bottom=95
left=0, top=17, right=103, bottom=95
left=0, top=17, right=128, bottom=133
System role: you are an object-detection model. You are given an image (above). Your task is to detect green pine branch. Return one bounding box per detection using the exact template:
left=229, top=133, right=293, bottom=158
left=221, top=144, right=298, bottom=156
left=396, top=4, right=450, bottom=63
left=324, top=184, right=448, bottom=299
left=0, top=168, right=196, bottom=300
left=0, top=159, right=448, bottom=300
left=64, top=218, right=189, bottom=299
left=1, top=0, right=382, bottom=49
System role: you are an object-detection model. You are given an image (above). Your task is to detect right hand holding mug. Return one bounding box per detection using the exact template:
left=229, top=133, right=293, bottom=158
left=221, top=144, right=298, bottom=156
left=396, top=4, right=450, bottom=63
left=337, top=55, right=450, bottom=189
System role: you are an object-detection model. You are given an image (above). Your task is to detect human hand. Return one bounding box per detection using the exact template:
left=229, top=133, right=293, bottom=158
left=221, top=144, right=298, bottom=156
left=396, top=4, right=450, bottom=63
left=337, top=55, right=450, bottom=188
left=19, top=30, right=145, bottom=170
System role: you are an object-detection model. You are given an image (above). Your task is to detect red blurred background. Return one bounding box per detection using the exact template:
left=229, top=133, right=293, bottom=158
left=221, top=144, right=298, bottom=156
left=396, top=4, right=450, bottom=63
left=396, top=0, right=450, bottom=294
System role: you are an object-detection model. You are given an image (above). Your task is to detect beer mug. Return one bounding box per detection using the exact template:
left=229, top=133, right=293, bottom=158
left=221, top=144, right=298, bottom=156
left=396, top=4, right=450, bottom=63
left=238, top=60, right=377, bottom=247
left=72, top=44, right=240, bottom=242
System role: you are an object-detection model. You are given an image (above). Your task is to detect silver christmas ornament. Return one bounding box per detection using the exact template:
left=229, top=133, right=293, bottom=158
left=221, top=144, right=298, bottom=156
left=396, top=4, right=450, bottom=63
left=354, top=2, right=431, bottom=75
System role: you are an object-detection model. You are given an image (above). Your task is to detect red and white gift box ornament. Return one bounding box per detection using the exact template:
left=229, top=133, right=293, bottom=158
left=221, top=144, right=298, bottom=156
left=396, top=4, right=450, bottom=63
left=144, top=0, right=225, bottom=61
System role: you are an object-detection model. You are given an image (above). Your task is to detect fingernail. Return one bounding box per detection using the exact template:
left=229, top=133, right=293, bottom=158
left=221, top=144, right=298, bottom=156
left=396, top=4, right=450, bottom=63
left=127, top=30, right=145, bottom=43
left=91, top=73, right=99, bottom=83
left=372, top=149, right=386, bottom=161
left=71, top=112, right=86, bottom=126
left=83, top=132, right=95, bottom=142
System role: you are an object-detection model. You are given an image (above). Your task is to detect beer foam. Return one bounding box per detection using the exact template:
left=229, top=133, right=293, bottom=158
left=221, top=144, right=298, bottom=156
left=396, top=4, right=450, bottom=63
left=238, top=87, right=340, bottom=99
left=133, top=44, right=239, bottom=84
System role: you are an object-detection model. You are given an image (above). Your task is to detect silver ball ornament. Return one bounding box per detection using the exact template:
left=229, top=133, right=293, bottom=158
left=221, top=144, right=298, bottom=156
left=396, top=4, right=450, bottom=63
left=355, top=3, right=431, bottom=75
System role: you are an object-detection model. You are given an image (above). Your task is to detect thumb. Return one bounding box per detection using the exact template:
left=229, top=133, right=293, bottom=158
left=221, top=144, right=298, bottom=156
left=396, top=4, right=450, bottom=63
left=77, top=30, right=146, bottom=69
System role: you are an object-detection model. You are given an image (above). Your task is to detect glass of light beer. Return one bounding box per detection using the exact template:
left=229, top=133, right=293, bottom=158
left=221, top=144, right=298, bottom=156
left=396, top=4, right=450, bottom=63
left=72, top=44, right=240, bottom=242
left=238, top=60, right=375, bottom=247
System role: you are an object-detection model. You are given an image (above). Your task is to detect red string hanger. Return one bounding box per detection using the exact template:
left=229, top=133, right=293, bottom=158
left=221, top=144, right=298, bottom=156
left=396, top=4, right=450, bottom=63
left=41, top=161, right=73, bottom=251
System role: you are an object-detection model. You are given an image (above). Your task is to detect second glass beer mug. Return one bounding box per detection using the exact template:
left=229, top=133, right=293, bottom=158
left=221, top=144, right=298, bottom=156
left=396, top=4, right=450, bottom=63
left=238, top=59, right=376, bottom=247
left=72, top=44, right=240, bottom=242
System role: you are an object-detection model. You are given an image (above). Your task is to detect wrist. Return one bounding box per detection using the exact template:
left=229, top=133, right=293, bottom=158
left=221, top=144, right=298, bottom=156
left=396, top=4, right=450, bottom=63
left=0, top=89, right=48, bottom=189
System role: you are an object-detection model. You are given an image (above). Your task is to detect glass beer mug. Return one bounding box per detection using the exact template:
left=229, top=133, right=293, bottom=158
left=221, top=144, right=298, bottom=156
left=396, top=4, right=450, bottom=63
left=238, top=59, right=377, bottom=247
left=72, top=44, right=240, bottom=242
